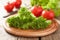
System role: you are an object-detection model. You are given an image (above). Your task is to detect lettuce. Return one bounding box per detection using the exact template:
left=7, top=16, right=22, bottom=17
left=7, top=7, right=52, bottom=30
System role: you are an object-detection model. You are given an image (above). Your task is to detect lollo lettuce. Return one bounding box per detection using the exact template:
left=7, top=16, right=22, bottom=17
left=7, top=7, right=52, bottom=30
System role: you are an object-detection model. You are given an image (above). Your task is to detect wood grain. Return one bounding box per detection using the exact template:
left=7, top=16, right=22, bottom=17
left=18, top=37, right=39, bottom=40
left=41, top=19, right=60, bottom=40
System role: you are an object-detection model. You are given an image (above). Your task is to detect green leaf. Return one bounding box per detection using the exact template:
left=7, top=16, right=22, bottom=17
left=7, top=7, right=52, bottom=30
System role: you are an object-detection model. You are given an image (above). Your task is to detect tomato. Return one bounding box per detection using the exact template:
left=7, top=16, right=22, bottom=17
left=16, top=0, right=21, bottom=2
left=42, top=10, right=54, bottom=20
left=31, top=6, right=43, bottom=17
left=15, top=0, right=22, bottom=8
left=4, top=3, right=14, bottom=12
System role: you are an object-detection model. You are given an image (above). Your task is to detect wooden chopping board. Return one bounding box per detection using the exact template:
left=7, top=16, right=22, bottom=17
left=3, top=18, right=58, bottom=37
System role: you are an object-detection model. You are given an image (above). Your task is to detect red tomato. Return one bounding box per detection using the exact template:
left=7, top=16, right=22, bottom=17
left=16, top=0, right=21, bottom=2
left=31, top=6, right=43, bottom=17
left=42, top=10, right=54, bottom=20
left=15, top=0, right=22, bottom=8
left=4, top=3, right=14, bottom=12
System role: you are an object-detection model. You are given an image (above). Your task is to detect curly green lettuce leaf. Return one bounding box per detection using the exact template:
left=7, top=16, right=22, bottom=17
left=31, top=16, right=52, bottom=29
left=7, top=7, right=52, bottom=30
left=7, top=7, right=35, bottom=29
left=30, top=0, right=49, bottom=6
left=30, top=0, right=57, bottom=9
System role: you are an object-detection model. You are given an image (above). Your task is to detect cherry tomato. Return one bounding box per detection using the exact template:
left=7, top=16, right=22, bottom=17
left=31, top=6, right=43, bottom=17
left=42, top=10, right=54, bottom=20
left=16, top=0, right=21, bottom=2
left=15, top=0, right=22, bottom=8
left=4, top=3, right=14, bottom=12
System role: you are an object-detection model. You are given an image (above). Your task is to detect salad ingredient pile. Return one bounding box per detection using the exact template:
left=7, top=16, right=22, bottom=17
left=31, top=6, right=54, bottom=20
left=30, top=0, right=60, bottom=17
left=7, top=7, right=52, bottom=30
